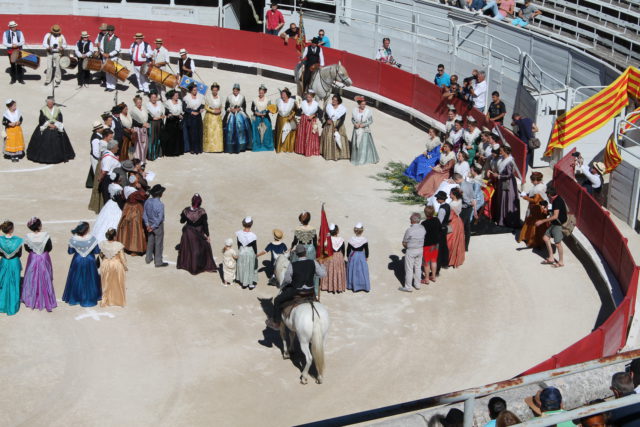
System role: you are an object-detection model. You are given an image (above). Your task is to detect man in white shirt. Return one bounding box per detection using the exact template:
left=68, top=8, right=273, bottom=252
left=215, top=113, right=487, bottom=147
left=151, top=38, right=170, bottom=98
left=94, top=23, right=108, bottom=87
left=99, top=25, right=121, bottom=92
left=471, top=70, right=488, bottom=112
left=74, top=30, right=94, bottom=88
left=130, top=33, right=153, bottom=95
left=3, top=21, right=25, bottom=84
left=580, top=161, right=604, bottom=195
left=43, top=24, right=67, bottom=87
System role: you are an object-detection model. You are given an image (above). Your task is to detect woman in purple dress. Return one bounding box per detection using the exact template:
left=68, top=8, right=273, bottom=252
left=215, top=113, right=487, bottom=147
left=22, top=217, right=57, bottom=311
left=176, top=194, right=217, bottom=275
left=489, top=145, right=522, bottom=228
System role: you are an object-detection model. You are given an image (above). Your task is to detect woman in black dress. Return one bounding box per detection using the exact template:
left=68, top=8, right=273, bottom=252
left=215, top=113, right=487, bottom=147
left=27, top=96, right=75, bottom=164
left=161, top=90, right=184, bottom=157
left=176, top=193, right=217, bottom=275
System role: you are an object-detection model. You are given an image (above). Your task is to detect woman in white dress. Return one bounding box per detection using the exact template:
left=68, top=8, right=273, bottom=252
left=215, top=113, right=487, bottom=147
left=235, top=217, right=258, bottom=290
left=320, top=94, right=350, bottom=161
left=92, top=181, right=124, bottom=243
left=350, top=96, right=379, bottom=166
left=453, top=151, right=470, bottom=179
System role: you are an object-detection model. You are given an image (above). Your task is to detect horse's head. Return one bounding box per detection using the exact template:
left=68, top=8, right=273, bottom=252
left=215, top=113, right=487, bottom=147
left=335, top=61, right=352, bottom=87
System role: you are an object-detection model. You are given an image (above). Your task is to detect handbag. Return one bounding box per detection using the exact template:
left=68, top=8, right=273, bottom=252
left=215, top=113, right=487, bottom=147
left=561, top=213, right=576, bottom=237
left=528, top=137, right=541, bottom=150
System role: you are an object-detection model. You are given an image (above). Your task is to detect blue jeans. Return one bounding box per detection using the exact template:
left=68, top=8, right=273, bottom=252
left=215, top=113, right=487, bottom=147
left=482, top=1, right=505, bottom=20
left=265, top=29, right=279, bottom=35
left=512, top=17, right=529, bottom=26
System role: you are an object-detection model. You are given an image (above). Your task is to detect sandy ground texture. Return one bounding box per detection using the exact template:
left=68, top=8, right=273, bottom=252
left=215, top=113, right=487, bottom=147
left=0, top=59, right=601, bottom=426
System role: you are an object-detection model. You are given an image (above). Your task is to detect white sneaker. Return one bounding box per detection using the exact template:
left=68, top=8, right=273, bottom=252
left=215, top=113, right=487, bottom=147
left=398, top=286, right=413, bottom=292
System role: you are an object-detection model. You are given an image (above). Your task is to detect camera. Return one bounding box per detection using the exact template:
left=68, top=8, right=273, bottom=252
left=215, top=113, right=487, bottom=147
left=52, top=44, right=58, bottom=49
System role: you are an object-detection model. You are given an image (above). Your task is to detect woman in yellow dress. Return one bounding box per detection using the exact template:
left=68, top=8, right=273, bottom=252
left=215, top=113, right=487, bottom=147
left=203, top=82, right=224, bottom=153
left=3, top=99, right=25, bottom=162
left=274, top=88, right=297, bottom=153
left=99, top=228, right=128, bottom=307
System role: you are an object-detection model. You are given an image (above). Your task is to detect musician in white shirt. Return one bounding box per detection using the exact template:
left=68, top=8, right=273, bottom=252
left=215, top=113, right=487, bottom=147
left=129, top=33, right=153, bottom=94
left=42, top=24, right=67, bottom=87
left=74, top=31, right=94, bottom=88
left=99, top=24, right=121, bottom=92
left=3, top=21, right=25, bottom=84
left=151, top=38, right=170, bottom=98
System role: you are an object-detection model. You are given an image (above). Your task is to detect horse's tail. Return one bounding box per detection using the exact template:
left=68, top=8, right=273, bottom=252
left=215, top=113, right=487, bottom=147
left=310, top=306, right=325, bottom=378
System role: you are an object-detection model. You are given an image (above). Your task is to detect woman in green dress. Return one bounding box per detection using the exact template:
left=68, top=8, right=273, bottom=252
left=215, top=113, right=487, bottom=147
left=0, top=221, right=23, bottom=316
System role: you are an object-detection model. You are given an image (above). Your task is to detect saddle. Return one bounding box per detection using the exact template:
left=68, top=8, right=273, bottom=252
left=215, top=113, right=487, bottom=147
left=282, top=290, right=315, bottom=319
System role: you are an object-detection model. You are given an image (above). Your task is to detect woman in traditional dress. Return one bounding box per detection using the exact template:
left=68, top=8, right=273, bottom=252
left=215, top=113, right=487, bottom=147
left=0, top=221, right=22, bottom=316
left=22, top=217, right=56, bottom=312
left=350, top=96, right=379, bottom=165
left=404, top=128, right=442, bottom=182
left=177, top=194, right=217, bottom=275
left=274, top=88, right=297, bottom=153
left=489, top=145, right=522, bottom=228
left=183, top=83, right=205, bottom=154
left=88, top=131, right=117, bottom=214
left=518, top=171, right=548, bottom=248
left=416, top=141, right=456, bottom=198
left=161, top=90, right=184, bottom=157
left=62, top=222, right=101, bottom=307
left=119, top=102, right=134, bottom=161
left=291, top=211, right=317, bottom=262
left=447, top=119, right=465, bottom=153
left=445, top=107, right=459, bottom=134
left=454, top=151, right=470, bottom=179
left=146, top=92, right=164, bottom=161
left=223, top=83, right=252, bottom=153
left=321, top=94, right=350, bottom=161
left=251, top=84, right=275, bottom=152
left=116, top=178, right=149, bottom=255
left=93, top=181, right=124, bottom=243
left=27, top=96, right=75, bottom=164
left=99, top=228, right=127, bottom=307
left=463, top=117, right=480, bottom=165
left=447, top=188, right=466, bottom=268
left=235, top=216, right=258, bottom=289
left=320, top=224, right=347, bottom=293
left=347, top=223, right=370, bottom=292
left=3, top=99, right=24, bottom=162
left=294, top=90, right=321, bottom=156
left=203, top=83, right=224, bottom=153
left=130, top=95, right=149, bottom=162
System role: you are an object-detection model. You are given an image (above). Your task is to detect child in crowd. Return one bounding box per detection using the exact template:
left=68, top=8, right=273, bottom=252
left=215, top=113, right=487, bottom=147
left=222, top=238, right=238, bottom=286
left=258, top=229, right=288, bottom=285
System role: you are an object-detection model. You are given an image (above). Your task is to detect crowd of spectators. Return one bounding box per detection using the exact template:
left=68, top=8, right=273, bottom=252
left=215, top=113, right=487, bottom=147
left=445, top=0, right=542, bottom=27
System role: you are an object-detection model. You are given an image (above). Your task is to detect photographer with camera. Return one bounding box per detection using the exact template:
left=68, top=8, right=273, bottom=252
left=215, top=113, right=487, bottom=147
left=42, top=24, right=67, bottom=88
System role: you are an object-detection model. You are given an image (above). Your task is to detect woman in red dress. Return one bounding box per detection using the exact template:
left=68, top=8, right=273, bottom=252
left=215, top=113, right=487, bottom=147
left=295, top=91, right=321, bottom=156
left=446, top=188, right=466, bottom=268
left=416, top=141, right=455, bottom=198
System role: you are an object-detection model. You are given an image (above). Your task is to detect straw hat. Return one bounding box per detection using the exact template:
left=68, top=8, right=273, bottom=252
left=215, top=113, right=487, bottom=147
left=593, top=162, right=606, bottom=175
left=99, top=23, right=108, bottom=31
left=155, top=38, right=163, bottom=44
left=134, top=32, right=144, bottom=39
left=91, top=120, right=104, bottom=131
left=179, top=48, right=187, bottom=55
left=8, top=21, right=17, bottom=28
left=51, top=24, right=61, bottom=34
left=81, top=31, right=89, bottom=38
left=273, top=229, right=283, bottom=240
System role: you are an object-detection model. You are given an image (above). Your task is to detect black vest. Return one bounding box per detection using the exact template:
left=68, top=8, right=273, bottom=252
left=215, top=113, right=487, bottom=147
left=77, top=40, right=91, bottom=54
left=291, top=259, right=316, bottom=290
left=306, top=46, right=321, bottom=65
left=179, top=58, right=193, bottom=77
left=439, top=203, right=451, bottom=227
left=90, top=132, right=101, bottom=160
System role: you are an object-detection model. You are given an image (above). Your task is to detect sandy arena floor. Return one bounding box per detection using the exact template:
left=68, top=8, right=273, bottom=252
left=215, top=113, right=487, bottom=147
left=0, top=60, right=601, bottom=426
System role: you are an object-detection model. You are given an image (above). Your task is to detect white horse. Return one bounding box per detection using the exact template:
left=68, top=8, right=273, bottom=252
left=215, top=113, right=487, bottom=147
left=273, top=254, right=331, bottom=384
left=295, top=62, right=353, bottom=107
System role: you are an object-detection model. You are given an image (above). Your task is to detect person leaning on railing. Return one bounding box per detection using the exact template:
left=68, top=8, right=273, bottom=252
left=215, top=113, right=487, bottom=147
left=524, top=386, right=574, bottom=427
left=608, top=372, right=640, bottom=426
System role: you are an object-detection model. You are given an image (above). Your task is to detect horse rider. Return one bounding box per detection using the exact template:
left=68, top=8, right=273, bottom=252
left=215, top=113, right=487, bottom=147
left=99, top=24, right=121, bottom=92
left=301, top=36, right=325, bottom=94
left=266, top=244, right=326, bottom=331
left=3, top=21, right=25, bottom=84
left=43, top=24, right=67, bottom=87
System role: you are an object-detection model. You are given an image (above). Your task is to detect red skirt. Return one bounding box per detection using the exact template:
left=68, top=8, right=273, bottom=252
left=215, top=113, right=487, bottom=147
left=423, top=245, right=438, bottom=263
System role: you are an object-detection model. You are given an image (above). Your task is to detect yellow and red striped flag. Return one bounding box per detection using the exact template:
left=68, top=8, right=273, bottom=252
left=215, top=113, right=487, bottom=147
left=604, top=107, right=640, bottom=173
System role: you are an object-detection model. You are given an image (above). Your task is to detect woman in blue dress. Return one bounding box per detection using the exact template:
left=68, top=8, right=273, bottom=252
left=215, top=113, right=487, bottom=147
left=347, top=222, right=370, bottom=293
left=404, top=128, right=442, bottom=182
left=223, top=83, right=252, bottom=153
left=62, top=222, right=102, bottom=307
left=251, top=84, right=275, bottom=151
left=0, top=221, right=23, bottom=316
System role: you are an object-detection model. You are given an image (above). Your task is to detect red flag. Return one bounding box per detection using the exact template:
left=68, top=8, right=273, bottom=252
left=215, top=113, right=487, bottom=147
left=317, top=204, right=333, bottom=259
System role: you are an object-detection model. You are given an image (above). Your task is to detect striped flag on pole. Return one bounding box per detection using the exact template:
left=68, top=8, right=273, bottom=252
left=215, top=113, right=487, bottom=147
left=604, top=107, right=640, bottom=174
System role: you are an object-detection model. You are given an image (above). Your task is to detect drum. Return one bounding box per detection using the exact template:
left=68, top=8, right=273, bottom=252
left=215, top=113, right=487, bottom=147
left=59, top=55, right=78, bottom=69
left=83, top=57, right=103, bottom=72
left=103, top=59, right=130, bottom=82
left=144, top=64, right=178, bottom=88
left=10, top=50, right=40, bottom=70
left=179, top=75, right=208, bottom=95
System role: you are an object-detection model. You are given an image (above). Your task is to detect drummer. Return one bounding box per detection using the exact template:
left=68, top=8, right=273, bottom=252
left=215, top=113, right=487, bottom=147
left=178, top=48, right=196, bottom=78
left=2, top=21, right=25, bottom=84
left=42, top=24, right=67, bottom=87
left=99, top=24, right=121, bottom=92
left=151, top=38, right=170, bottom=99
left=74, top=30, right=94, bottom=88
left=129, top=33, right=153, bottom=95
left=94, top=23, right=108, bottom=87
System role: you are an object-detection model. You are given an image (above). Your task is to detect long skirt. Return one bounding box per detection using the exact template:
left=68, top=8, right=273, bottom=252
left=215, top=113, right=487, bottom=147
left=0, top=257, right=21, bottom=315
left=22, top=252, right=56, bottom=311
left=518, top=202, right=548, bottom=248
left=347, top=250, right=370, bottom=292
left=236, top=245, right=258, bottom=287
left=92, top=200, right=122, bottom=243
left=63, top=254, right=101, bottom=307
left=494, top=175, right=521, bottom=228
left=176, top=225, right=216, bottom=275
left=252, top=114, right=275, bottom=151
left=100, top=255, right=126, bottom=307
left=447, top=212, right=466, bottom=268
left=320, top=122, right=350, bottom=161
left=274, top=114, right=297, bottom=153
left=88, top=161, right=105, bottom=214
left=4, top=125, right=25, bottom=159
left=294, top=115, right=320, bottom=156
left=116, top=203, right=147, bottom=254
left=437, top=228, right=450, bottom=272
left=161, top=116, right=184, bottom=157
left=133, top=127, right=148, bottom=162
left=416, top=167, right=452, bottom=198
left=320, top=251, right=346, bottom=293
left=147, top=120, right=163, bottom=161
left=27, top=128, right=75, bottom=164
left=351, top=128, right=379, bottom=165
left=404, top=147, right=441, bottom=182
left=203, top=111, right=224, bottom=153
left=224, top=112, right=252, bottom=153
left=119, top=130, right=133, bottom=161
left=183, top=113, right=203, bottom=154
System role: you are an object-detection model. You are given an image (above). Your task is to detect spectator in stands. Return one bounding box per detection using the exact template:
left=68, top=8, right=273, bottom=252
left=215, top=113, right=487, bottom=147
left=265, top=3, right=285, bottom=36
left=579, top=413, right=606, bottom=427
left=487, top=91, right=507, bottom=124
left=608, top=372, right=640, bottom=426
left=317, top=29, right=330, bottom=48
left=471, top=70, right=488, bottom=112
left=401, top=212, right=426, bottom=292
left=375, top=38, right=401, bottom=68
left=513, top=0, right=542, bottom=27
left=443, top=408, right=464, bottom=427
left=468, top=0, right=487, bottom=12
left=495, top=411, right=520, bottom=427
left=280, top=23, right=299, bottom=46
left=476, top=0, right=505, bottom=20
left=629, top=358, right=640, bottom=393
left=574, top=155, right=604, bottom=196
left=498, top=0, right=516, bottom=20
left=512, top=113, right=539, bottom=169
left=525, top=386, right=574, bottom=427
left=435, top=64, right=451, bottom=88
left=537, top=185, right=567, bottom=268
left=483, top=394, right=507, bottom=427
left=443, top=75, right=462, bottom=101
